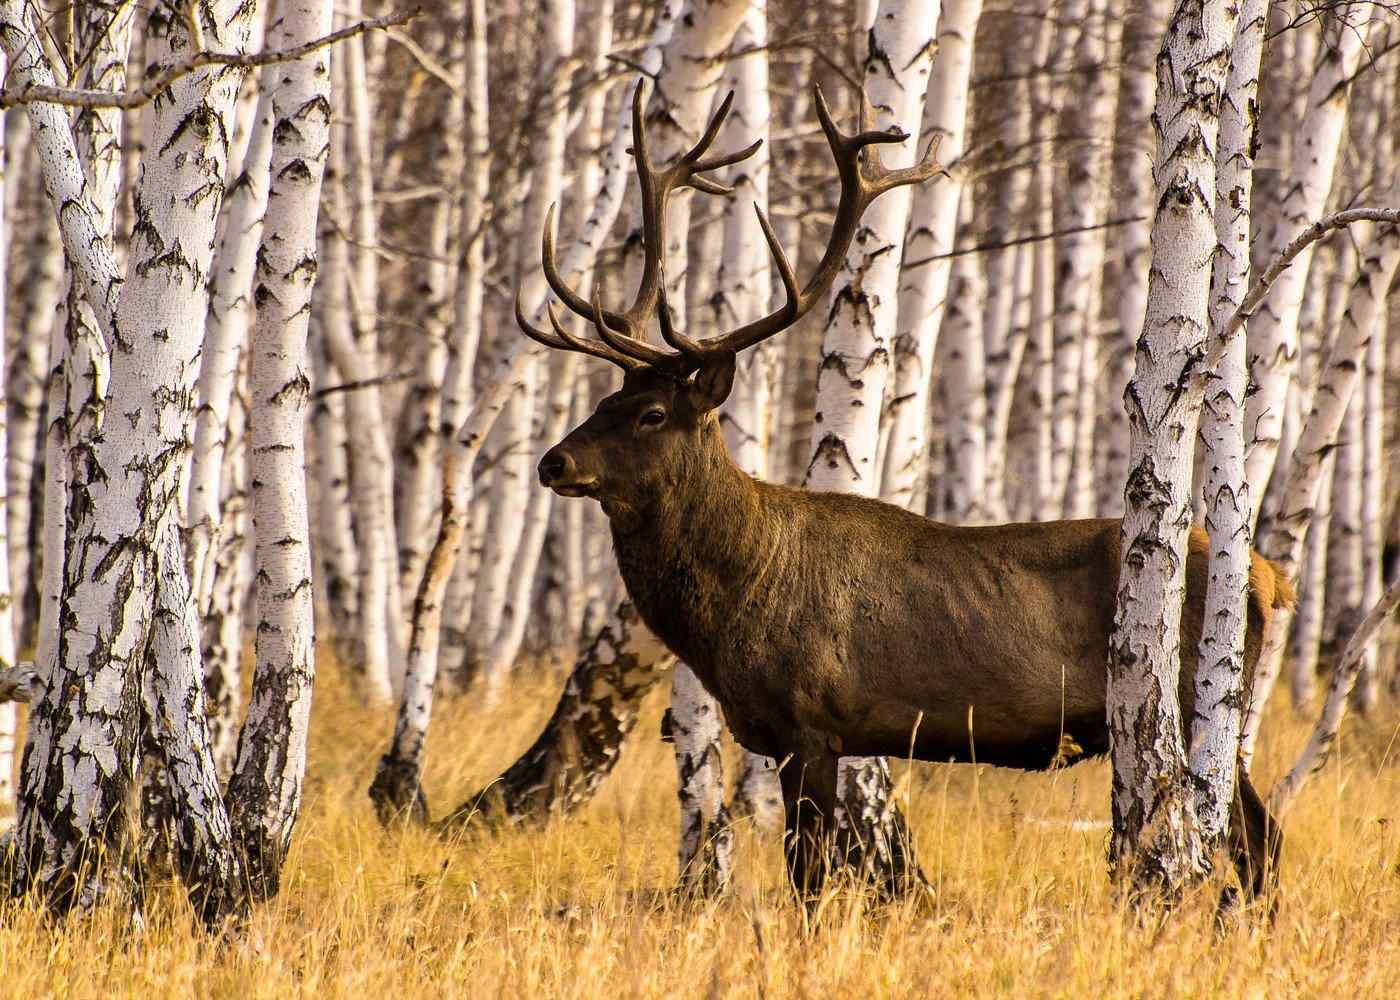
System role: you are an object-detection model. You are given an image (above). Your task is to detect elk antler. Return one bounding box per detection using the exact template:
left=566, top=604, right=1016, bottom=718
left=518, top=80, right=946, bottom=373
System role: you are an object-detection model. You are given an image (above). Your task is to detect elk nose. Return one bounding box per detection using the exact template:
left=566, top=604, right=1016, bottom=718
left=538, top=447, right=572, bottom=486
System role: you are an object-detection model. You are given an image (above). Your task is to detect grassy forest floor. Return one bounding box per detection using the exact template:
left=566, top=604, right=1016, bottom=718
left=3, top=657, right=1400, bottom=998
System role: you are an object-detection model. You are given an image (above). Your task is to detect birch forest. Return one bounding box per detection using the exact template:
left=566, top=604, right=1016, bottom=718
left=1, top=0, right=1400, bottom=994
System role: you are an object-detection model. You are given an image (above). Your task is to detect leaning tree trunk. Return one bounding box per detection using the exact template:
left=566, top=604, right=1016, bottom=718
left=1106, top=0, right=1235, bottom=900
left=439, top=602, right=674, bottom=829
left=1242, top=206, right=1400, bottom=762
left=805, top=0, right=940, bottom=900
left=1188, top=0, right=1266, bottom=852
left=368, top=0, right=492, bottom=824
left=224, top=0, right=334, bottom=904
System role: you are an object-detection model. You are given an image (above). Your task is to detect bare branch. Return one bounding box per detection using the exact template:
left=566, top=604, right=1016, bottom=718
left=1, top=8, right=420, bottom=111
left=1201, top=207, right=1400, bottom=377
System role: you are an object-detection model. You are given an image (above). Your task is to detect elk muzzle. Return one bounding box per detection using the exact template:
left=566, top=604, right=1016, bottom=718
left=538, top=445, right=597, bottom=497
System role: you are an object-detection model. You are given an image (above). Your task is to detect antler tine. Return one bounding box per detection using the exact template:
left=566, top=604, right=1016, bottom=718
left=752, top=203, right=799, bottom=319
left=541, top=204, right=631, bottom=332
left=655, top=278, right=706, bottom=356
left=515, top=292, right=642, bottom=370
left=678, top=90, right=737, bottom=170
left=690, top=83, right=944, bottom=361
left=589, top=289, right=671, bottom=365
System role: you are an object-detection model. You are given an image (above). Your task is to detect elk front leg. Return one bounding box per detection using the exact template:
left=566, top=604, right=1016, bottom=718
left=778, top=750, right=838, bottom=901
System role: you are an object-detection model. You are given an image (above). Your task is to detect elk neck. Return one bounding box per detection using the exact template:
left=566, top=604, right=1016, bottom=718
left=607, top=420, right=783, bottom=665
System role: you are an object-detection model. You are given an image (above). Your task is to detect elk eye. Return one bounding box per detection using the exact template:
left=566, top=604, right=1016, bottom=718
left=639, top=408, right=666, bottom=428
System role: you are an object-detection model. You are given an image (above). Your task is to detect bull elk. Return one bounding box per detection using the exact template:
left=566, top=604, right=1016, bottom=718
left=518, top=82, right=1293, bottom=903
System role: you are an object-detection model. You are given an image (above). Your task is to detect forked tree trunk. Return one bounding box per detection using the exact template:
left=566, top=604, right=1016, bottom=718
left=3, top=0, right=255, bottom=912
left=1107, top=0, right=1236, bottom=898
left=225, top=0, right=334, bottom=903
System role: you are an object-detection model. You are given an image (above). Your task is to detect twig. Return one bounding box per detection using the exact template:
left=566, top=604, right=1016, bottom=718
left=313, top=370, right=414, bottom=399
left=1201, top=207, right=1400, bottom=379
left=1, top=8, right=420, bottom=111
left=902, top=215, right=1147, bottom=267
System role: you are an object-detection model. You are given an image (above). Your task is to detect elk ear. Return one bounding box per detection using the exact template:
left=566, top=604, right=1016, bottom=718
left=691, top=351, right=736, bottom=412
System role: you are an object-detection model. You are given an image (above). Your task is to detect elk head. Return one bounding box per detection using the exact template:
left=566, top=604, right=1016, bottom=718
left=520, top=80, right=944, bottom=525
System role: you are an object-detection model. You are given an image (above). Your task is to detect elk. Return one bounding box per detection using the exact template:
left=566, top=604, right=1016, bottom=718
left=519, top=82, right=1293, bottom=903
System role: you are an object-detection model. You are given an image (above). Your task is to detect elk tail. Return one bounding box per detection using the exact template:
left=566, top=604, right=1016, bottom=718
left=1249, top=555, right=1297, bottom=617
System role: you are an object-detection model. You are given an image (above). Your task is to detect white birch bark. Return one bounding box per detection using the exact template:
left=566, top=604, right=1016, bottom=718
left=629, top=0, right=759, bottom=895
left=1326, top=380, right=1365, bottom=652
left=187, top=81, right=273, bottom=619
left=881, top=0, right=980, bottom=510
left=941, top=230, right=989, bottom=524
left=1107, top=0, right=1236, bottom=895
left=1287, top=448, right=1333, bottom=707
left=5, top=0, right=255, bottom=910
left=369, top=0, right=492, bottom=822
left=1059, top=0, right=1123, bottom=520
left=670, top=660, right=733, bottom=897
left=320, top=116, right=396, bottom=703
left=1100, top=0, right=1168, bottom=516
left=1351, top=320, right=1385, bottom=711
left=1187, top=0, right=1266, bottom=850
left=710, top=4, right=782, bottom=829
left=807, top=0, right=940, bottom=898
left=1242, top=5, right=1373, bottom=512
left=5, top=201, right=60, bottom=647
left=393, top=19, right=467, bottom=603
left=1243, top=213, right=1400, bottom=761
left=1027, top=13, right=1059, bottom=521
left=475, top=0, right=577, bottom=702
left=225, top=0, right=333, bottom=901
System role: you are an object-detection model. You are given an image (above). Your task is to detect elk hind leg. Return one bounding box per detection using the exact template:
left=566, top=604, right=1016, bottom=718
left=1224, top=765, right=1283, bottom=916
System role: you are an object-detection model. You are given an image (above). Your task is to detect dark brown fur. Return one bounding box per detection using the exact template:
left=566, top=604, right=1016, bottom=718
left=540, top=361, right=1293, bottom=901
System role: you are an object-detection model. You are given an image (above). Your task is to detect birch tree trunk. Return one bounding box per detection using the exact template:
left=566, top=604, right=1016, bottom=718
left=1057, top=0, right=1122, bottom=520
left=5, top=0, right=255, bottom=911
left=1188, top=0, right=1266, bottom=851
left=225, top=0, right=333, bottom=903
left=806, top=0, right=940, bottom=899
left=1100, top=0, right=1168, bottom=515
left=1351, top=320, right=1386, bottom=711
left=476, top=0, right=577, bottom=703
left=1243, top=210, right=1400, bottom=761
left=1243, top=5, right=1372, bottom=511
left=369, top=0, right=491, bottom=823
left=1107, top=0, right=1236, bottom=898
left=881, top=0, right=980, bottom=511
left=711, top=3, right=783, bottom=830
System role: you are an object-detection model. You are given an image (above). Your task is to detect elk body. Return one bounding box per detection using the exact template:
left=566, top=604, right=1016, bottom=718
left=522, top=83, right=1293, bottom=902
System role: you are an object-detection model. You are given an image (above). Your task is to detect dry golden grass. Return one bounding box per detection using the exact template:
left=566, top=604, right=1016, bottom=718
left=3, top=659, right=1400, bottom=999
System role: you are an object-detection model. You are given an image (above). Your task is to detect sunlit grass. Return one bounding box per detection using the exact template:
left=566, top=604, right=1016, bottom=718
left=3, top=656, right=1400, bottom=998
